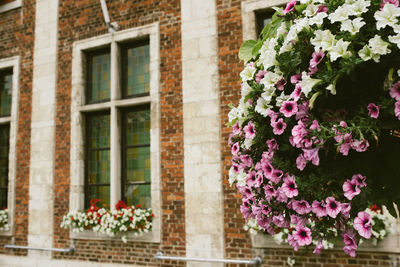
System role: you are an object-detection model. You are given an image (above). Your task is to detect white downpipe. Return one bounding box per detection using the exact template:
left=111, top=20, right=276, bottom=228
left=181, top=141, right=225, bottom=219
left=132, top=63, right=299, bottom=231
left=99, top=0, right=118, bottom=33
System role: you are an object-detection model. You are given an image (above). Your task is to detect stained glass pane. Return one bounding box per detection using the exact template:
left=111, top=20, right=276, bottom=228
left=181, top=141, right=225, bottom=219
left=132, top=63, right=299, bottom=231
left=87, top=52, right=110, bottom=103
left=86, top=114, right=110, bottom=208
left=125, top=184, right=150, bottom=208
left=126, top=147, right=150, bottom=183
left=0, top=125, right=9, bottom=210
left=126, top=109, right=150, bottom=146
left=0, top=71, right=12, bottom=117
left=124, top=44, right=150, bottom=97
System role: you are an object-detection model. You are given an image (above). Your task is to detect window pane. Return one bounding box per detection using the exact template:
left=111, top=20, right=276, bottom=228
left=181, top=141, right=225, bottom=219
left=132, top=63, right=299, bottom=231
left=126, top=147, right=150, bottom=183
left=86, top=114, right=110, bottom=208
left=87, top=51, right=110, bottom=103
left=123, top=43, right=150, bottom=97
left=256, top=10, right=274, bottom=38
left=0, top=70, right=12, bottom=117
left=125, top=184, right=150, bottom=208
left=126, top=109, right=150, bottom=146
left=0, top=125, right=9, bottom=209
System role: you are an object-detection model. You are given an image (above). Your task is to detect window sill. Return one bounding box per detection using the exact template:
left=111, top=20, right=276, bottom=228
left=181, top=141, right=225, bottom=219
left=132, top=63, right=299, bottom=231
left=251, top=232, right=400, bottom=253
left=69, top=229, right=160, bottom=243
left=0, top=228, right=13, bottom=237
left=0, top=0, right=22, bottom=13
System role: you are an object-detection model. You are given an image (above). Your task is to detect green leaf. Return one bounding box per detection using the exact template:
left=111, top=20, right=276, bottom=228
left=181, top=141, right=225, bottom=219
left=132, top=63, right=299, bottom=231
left=252, top=40, right=264, bottom=58
left=239, top=40, right=257, bottom=62
left=260, top=13, right=284, bottom=40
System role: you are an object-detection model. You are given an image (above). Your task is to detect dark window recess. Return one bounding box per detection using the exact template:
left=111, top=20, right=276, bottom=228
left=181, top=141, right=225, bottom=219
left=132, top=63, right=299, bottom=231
left=0, top=69, right=12, bottom=117
left=121, top=106, right=151, bottom=208
left=85, top=112, right=110, bottom=209
left=86, top=49, right=111, bottom=104
left=0, top=0, right=16, bottom=5
left=255, top=9, right=275, bottom=38
left=0, top=124, right=9, bottom=210
left=121, top=41, right=150, bottom=99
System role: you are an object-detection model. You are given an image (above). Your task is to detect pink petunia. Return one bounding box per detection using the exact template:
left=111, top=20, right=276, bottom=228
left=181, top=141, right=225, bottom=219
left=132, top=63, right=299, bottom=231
left=231, top=142, right=240, bottom=156
left=343, top=232, right=358, bottom=257
left=292, top=199, right=312, bottom=215
left=291, top=214, right=307, bottom=226
left=255, top=171, right=263, bottom=187
left=317, top=4, right=328, bottom=13
left=275, top=186, right=289, bottom=203
left=280, top=101, right=299, bottom=117
left=292, top=120, right=308, bottom=146
left=309, top=120, right=321, bottom=131
left=291, top=84, right=302, bottom=101
left=283, top=0, right=297, bottom=14
left=367, top=103, right=380, bottom=118
left=341, top=203, right=351, bottom=218
left=390, top=81, right=400, bottom=101
left=232, top=121, right=241, bottom=135
left=395, top=102, right=400, bottom=120
left=343, top=180, right=361, bottom=200
left=338, top=133, right=352, bottom=156
left=246, top=171, right=257, bottom=187
left=351, top=174, right=367, bottom=187
left=240, top=154, right=253, bottom=168
left=312, top=200, right=327, bottom=217
left=263, top=184, right=276, bottom=202
left=381, top=0, right=399, bottom=10
left=276, top=77, right=287, bottom=91
left=313, top=240, right=324, bottom=255
left=272, top=118, right=287, bottom=135
left=266, top=138, right=279, bottom=151
left=326, top=197, right=342, bottom=218
left=309, top=50, right=325, bottom=68
left=303, top=147, right=320, bottom=166
left=288, top=234, right=299, bottom=251
left=238, top=185, right=254, bottom=200
left=255, top=70, right=267, bottom=84
left=354, top=211, right=372, bottom=239
left=262, top=161, right=274, bottom=178
left=296, top=101, right=310, bottom=121
left=270, top=169, right=284, bottom=184
left=291, top=73, right=302, bottom=84
left=282, top=174, right=299, bottom=198
left=296, top=153, right=307, bottom=171
left=240, top=199, right=253, bottom=220
left=351, top=139, right=369, bottom=152
left=273, top=214, right=289, bottom=228
left=244, top=121, right=256, bottom=139
left=293, top=225, right=313, bottom=246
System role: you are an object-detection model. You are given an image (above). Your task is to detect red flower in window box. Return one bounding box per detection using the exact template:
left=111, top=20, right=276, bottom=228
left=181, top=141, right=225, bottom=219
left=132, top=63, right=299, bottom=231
left=115, top=200, right=127, bottom=210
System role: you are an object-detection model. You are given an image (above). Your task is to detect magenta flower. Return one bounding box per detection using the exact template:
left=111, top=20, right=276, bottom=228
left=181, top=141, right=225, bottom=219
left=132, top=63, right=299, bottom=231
left=312, top=200, right=327, bottom=217
left=246, top=171, right=257, bottom=187
left=270, top=169, right=283, bottom=184
left=367, top=103, right=380, bottom=118
left=338, top=133, right=352, bottom=156
left=343, top=180, right=361, bottom=200
left=343, top=232, right=358, bottom=257
left=395, top=101, right=400, bottom=120
left=255, top=70, right=267, bottom=84
left=266, top=138, right=279, bottom=151
left=291, top=214, right=307, bottom=226
left=283, top=0, right=297, bottom=14
left=292, top=200, right=312, bottom=215
left=275, top=187, right=289, bottom=203
left=309, top=120, right=321, bottom=131
left=272, top=118, right=287, bottom=135
left=244, top=121, right=256, bottom=139
left=303, top=147, right=320, bottom=166
left=288, top=234, right=299, bottom=251
left=351, top=139, right=369, bottom=152
left=232, top=162, right=240, bottom=173
left=292, top=120, right=308, bottom=146
left=231, top=142, right=240, bottom=156
left=267, top=109, right=279, bottom=123
left=317, top=4, right=328, bottom=13
left=262, top=161, right=273, bottom=178
left=276, top=77, right=287, bottom=91
left=232, top=121, right=240, bottom=135
left=354, top=211, right=372, bottom=239
left=351, top=174, right=367, bottom=187
left=291, top=73, right=302, bottom=84
left=238, top=185, right=254, bottom=200
left=240, top=154, right=253, bottom=168
left=280, top=101, right=299, bottom=117
left=296, top=101, right=310, bottom=121
left=341, top=203, right=351, bottom=218
left=264, top=184, right=276, bottom=202
left=296, top=153, right=307, bottom=171
left=282, top=174, right=299, bottom=198
left=381, top=0, right=399, bottom=9
left=293, top=225, right=313, bottom=246
left=290, top=84, right=302, bottom=101
left=273, top=214, right=289, bottom=228
left=390, top=81, right=400, bottom=101
left=326, top=197, right=342, bottom=218
left=240, top=199, right=253, bottom=220
left=313, top=240, right=323, bottom=255
left=255, top=171, right=263, bottom=187
left=309, top=50, right=325, bottom=68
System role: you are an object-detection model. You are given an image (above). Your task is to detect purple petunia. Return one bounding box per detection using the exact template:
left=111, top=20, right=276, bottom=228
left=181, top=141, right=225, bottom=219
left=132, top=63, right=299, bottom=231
left=292, top=199, right=312, bottom=215
left=280, top=101, right=299, bottom=117
left=395, top=101, right=400, bottom=120
left=343, top=180, right=361, bottom=200
left=343, top=232, right=358, bottom=257
left=244, top=121, right=256, bottom=139
left=367, top=103, right=380, bottom=118
left=312, top=200, right=327, bottom=217
left=282, top=174, right=299, bottom=198
left=272, top=118, right=287, bottom=135
left=354, top=211, right=372, bottom=239
left=255, top=70, right=267, bottom=84
left=326, top=197, right=341, bottom=218
left=231, top=142, right=240, bottom=156
left=351, top=174, right=367, bottom=187
left=283, top=0, right=297, bottom=14
left=390, top=81, right=400, bottom=101
left=293, top=225, right=313, bottom=246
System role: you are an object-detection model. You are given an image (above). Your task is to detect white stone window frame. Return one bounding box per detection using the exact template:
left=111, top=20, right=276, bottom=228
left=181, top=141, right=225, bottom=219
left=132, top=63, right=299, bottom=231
left=0, top=0, right=22, bottom=13
left=242, top=0, right=400, bottom=253
left=70, top=23, right=161, bottom=243
left=0, top=56, right=20, bottom=237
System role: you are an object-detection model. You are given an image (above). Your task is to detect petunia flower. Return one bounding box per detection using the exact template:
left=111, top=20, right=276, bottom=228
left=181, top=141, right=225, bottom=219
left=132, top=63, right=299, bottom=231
left=273, top=214, right=289, bottom=228
left=343, top=232, right=358, bottom=257
left=296, top=153, right=307, bottom=171
left=288, top=234, right=299, bottom=251
left=246, top=171, right=257, bottom=187
left=375, top=3, right=400, bottom=30
left=367, top=103, right=380, bottom=118
left=282, top=174, right=299, bottom=198
left=292, top=199, right=312, bottom=215
left=351, top=174, right=367, bottom=187
left=240, top=199, right=253, bottom=220
left=280, top=101, right=299, bottom=117
left=390, top=81, right=400, bottom=101
left=351, top=139, right=369, bottom=152
left=272, top=118, right=287, bottom=135
left=240, top=154, right=253, bottom=168
left=343, top=180, right=361, bottom=200
left=341, top=203, right=351, bottom=218
left=312, top=200, right=327, bottom=217
left=255, top=70, right=267, bottom=84
left=276, top=77, right=287, bottom=91
left=309, top=50, right=325, bottom=69
left=290, top=84, right=302, bottom=101
left=395, top=101, right=400, bottom=119
left=354, top=211, right=372, bottom=239
left=244, top=121, right=256, bottom=139
left=290, top=73, right=302, bottom=84
left=326, top=197, right=341, bottom=218
left=232, top=121, right=240, bottom=135
left=270, top=169, right=284, bottom=184
left=381, top=0, right=399, bottom=9
left=283, top=0, right=297, bottom=14
left=275, top=187, right=289, bottom=203
left=313, top=240, right=324, bottom=255
left=266, top=138, right=279, bottom=151
left=255, top=171, right=263, bottom=188
left=231, top=142, right=240, bottom=156
left=264, top=184, right=276, bottom=202
left=293, top=225, right=313, bottom=246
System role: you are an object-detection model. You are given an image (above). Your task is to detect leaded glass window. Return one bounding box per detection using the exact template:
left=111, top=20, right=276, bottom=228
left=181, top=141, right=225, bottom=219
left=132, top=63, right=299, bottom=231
left=255, top=9, right=274, bottom=38
left=0, top=69, right=12, bottom=117
left=85, top=113, right=110, bottom=208
left=86, top=50, right=111, bottom=104
left=0, top=124, right=9, bottom=210
left=122, top=42, right=150, bottom=98
left=122, top=107, right=150, bottom=208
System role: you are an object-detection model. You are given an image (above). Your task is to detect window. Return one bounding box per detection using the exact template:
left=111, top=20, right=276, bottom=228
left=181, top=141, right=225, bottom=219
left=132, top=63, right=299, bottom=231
left=0, top=56, right=19, bottom=236
left=0, top=0, right=22, bottom=13
left=255, top=9, right=275, bottom=38
left=70, top=25, right=160, bottom=242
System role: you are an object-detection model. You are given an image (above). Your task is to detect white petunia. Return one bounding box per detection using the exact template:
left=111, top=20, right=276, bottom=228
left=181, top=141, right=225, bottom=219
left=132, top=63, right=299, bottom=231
left=276, top=22, right=288, bottom=38
left=241, top=82, right=252, bottom=97
left=260, top=71, right=282, bottom=88
left=349, top=0, right=371, bottom=15
left=358, top=45, right=373, bottom=61
left=228, top=107, right=240, bottom=123
left=311, top=30, right=336, bottom=52
left=300, top=71, right=322, bottom=97
left=262, top=87, right=276, bottom=102
left=328, top=39, right=351, bottom=61
left=374, top=3, right=400, bottom=30
left=389, top=33, right=400, bottom=48
left=340, top=18, right=366, bottom=35
left=258, top=38, right=278, bottom=69
left=240, top=64, right=256, bottom=82
left=326, top=83, right=337, bottom=95
left=275, top=91, right=290, bottom=107
left=329, top=6, right=351, bottom=23
left=303, top=3, right=319, bottom=17
left=309, top=12, right=328, bottom=26
left=368, top=35, right=391, bottom=55
left=255, top=97, right=272, bottom=117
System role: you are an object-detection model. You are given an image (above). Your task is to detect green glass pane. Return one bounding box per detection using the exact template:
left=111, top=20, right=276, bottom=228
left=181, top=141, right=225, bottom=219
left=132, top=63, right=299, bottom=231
left=125, top=184, right=150, bottom=208
left=88, top=53, right=110, bottom=103
left=0, top=71, right=12, bottom=117
left=126, top=147, right=150, bottom=183
left=125, top=44, right=150, bottom=96
left=0, top=125, right=9, bottom=209
left=88, top=186, right=110, bottom=208
left=0, top=188, right=7, bottom=209
left=126, top=109, right=150, bottom=146
left=89, top=114, right=110, bottom=148
left=89, top=150, right=110, bottom=184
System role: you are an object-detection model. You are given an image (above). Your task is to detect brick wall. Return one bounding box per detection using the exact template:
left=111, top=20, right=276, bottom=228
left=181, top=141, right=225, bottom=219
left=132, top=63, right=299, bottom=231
left=0, top=0, right=35, bottom=257
left=53, top=0, right=185, bottom=266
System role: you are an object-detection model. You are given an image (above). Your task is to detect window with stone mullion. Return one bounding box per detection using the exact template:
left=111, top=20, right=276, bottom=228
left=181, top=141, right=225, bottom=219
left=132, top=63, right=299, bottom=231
left=0, top=124, right=9, bottom=210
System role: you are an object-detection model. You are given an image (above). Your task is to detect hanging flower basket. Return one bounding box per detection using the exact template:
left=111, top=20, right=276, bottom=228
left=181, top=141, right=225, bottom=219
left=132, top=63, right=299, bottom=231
left=0, top=209, right=9, bottom=231
left=229, top=0, right=400, bottom=257
left=61, top=200, right=153, bottom=243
